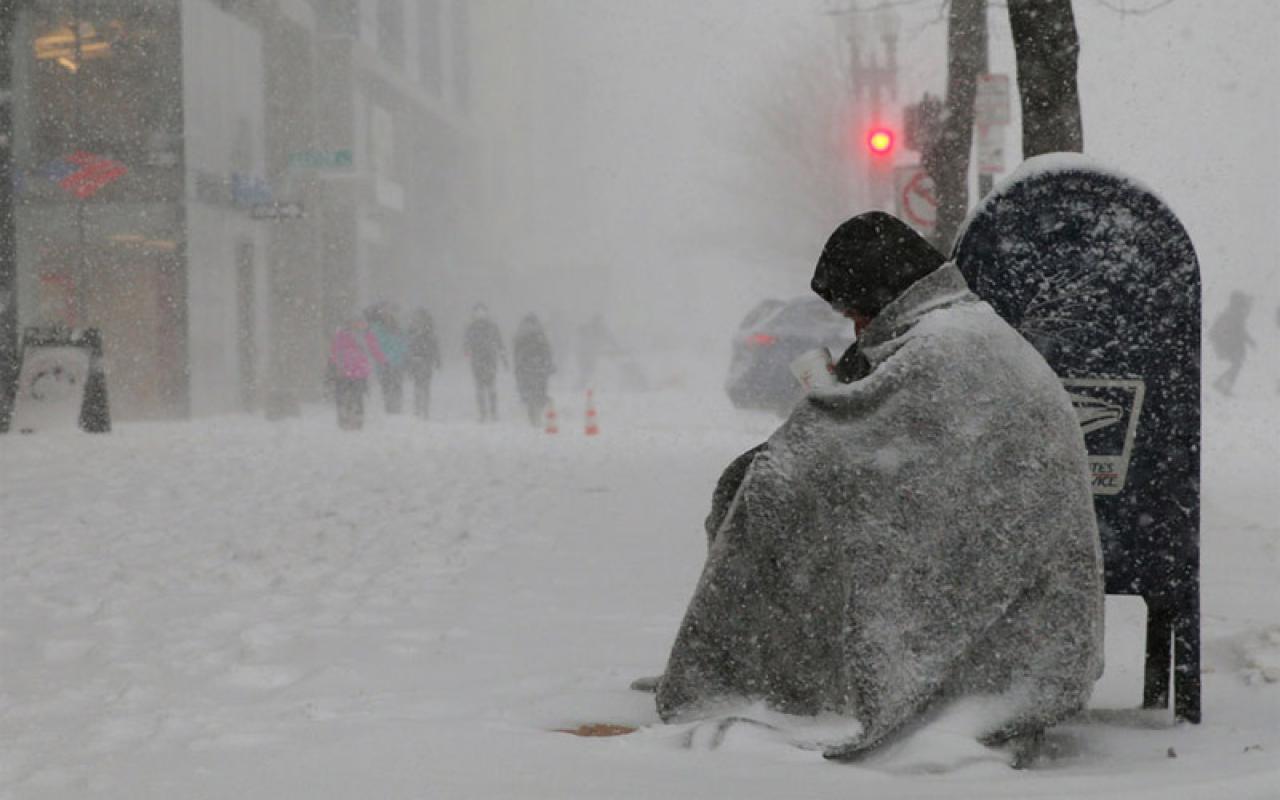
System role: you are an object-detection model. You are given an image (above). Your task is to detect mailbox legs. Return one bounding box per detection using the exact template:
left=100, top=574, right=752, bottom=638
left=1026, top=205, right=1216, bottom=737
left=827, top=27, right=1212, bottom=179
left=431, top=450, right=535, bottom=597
left=1173, top=590, right=1201, bottom=723
left=1142, top=595, right=1201, bottom=723
left=1142, top=600, right=1173, bottom=710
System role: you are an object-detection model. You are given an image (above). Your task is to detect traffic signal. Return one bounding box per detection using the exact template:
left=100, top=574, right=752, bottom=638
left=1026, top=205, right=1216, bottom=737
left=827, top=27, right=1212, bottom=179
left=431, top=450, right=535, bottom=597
left=867, top=127, right=895, bottom=156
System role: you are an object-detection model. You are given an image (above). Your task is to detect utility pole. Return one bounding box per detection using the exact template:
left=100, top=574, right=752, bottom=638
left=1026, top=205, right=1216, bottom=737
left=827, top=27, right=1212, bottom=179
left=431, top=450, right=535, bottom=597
left=925, top=0, right=985, bottom=253
left=0, top=0, right=19, bottom=430
left=72, top=0, right=87, bottom=324
left=843, top=10, right=899, bottom=211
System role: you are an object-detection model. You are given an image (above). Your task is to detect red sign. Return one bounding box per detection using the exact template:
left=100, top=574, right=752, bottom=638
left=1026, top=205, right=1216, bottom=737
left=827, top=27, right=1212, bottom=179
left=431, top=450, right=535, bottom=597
left=56, top=151, right=129, bottom=199
left=894, top=165, right=937, bottom=233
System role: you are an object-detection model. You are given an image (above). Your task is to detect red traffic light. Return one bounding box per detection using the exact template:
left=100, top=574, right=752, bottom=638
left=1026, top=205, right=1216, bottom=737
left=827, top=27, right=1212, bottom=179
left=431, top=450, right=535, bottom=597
left=867, top=127, right=894, bottom=155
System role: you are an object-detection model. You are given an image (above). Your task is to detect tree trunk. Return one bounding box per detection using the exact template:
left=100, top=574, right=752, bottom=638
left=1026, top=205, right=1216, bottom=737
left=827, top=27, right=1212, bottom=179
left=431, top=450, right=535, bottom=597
left=924, top=0, right=986, bottom=254
left=1008, top=0, right=1083, bottom=157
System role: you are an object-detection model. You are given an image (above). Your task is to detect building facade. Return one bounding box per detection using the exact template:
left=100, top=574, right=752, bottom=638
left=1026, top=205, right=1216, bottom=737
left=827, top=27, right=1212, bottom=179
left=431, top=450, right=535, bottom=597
left=6, top=0, right=482, bottom=419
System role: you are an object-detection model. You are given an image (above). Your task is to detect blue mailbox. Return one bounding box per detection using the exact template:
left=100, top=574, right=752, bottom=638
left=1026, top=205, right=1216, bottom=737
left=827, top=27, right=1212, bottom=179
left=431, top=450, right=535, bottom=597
left=952, top=155, right=1201, bottom=723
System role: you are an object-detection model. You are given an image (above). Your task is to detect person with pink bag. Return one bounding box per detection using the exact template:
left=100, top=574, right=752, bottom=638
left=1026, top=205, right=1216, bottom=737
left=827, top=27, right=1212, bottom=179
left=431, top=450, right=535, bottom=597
left=328, top=318, right=386, bottom=429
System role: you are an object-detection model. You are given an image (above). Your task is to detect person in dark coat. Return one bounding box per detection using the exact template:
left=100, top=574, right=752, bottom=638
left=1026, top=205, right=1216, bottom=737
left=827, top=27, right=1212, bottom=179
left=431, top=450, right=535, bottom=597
left=366, top=303, right=409, bottom=414
left=512, top=313, right=556, bottom=425
left=328, top=318, right=385, bottom=430
left=407, top=308, right=443, bottom=419
left=1208, top=291, right=1255, bottom=396
left=463, top=304, right=507, bottom=422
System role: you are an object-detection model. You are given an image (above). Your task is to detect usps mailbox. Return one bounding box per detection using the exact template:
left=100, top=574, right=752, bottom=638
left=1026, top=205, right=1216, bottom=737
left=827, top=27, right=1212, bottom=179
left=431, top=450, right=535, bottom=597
left=953, top=155, right=1201, bottom=723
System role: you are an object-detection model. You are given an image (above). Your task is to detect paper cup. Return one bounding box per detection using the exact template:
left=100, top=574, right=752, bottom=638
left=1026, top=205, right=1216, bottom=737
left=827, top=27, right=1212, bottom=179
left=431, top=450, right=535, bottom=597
left=790, top=347, right=836, bottom=390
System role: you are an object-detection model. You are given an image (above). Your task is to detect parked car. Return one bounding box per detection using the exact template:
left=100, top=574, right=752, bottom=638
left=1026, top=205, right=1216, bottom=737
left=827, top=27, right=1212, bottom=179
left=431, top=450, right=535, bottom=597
left=725, top=297, right=854, bottom=414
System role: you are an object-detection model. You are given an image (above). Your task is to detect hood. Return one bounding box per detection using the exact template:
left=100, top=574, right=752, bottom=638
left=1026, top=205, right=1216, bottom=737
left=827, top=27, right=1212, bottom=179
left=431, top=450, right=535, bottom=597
left=811, top=211, right=945, bottom=318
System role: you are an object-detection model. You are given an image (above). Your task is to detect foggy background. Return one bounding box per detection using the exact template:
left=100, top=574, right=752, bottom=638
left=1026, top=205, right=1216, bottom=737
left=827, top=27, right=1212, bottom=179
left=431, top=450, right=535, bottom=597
left=450, top=0, right=1278, bottom=395
left=4, top=0, right=1276, bottom=413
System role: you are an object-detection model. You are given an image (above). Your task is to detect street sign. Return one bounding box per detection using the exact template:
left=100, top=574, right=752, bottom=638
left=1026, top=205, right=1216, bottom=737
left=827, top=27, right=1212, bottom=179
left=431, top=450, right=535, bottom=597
left=10, top=345, right=89, bottom=432
left=250, top=201, right=305, bottom=220
left=44, top=151, right=128, bottom=199
left=231, top=173, right=272, bottom=207
left=8, top=327, right=110, bottom=434
left=977, top=124, right=1007, bottom=175
left=975, top=73, right=1011, bottom=127
left=287, top=149, right=353, bottom=170
left=894, top=165, right=937, bottom=234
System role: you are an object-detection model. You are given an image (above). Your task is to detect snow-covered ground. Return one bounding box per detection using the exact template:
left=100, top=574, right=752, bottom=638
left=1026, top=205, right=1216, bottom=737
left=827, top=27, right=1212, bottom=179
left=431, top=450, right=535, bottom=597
left=1, top=356, right=1277, bottom=799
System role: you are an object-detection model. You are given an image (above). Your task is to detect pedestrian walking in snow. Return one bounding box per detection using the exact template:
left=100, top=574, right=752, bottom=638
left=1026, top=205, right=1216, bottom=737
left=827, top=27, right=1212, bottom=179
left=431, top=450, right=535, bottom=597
left=463, top=304, right=507, bottom=422
left=328, top=318, right=385, bottom=430
left=512, top=314, right=556, bottom=426
left=407, top=308, right=443, bottom=420
left=655, top=212, right=1104, bottom=761
left=367, top=304, right=409, bottom=414
left=1208, top=291, right=1256, bottom=396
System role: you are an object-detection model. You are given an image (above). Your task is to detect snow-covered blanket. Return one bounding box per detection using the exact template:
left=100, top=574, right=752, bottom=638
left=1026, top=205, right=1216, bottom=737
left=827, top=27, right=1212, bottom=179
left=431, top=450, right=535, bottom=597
left=656, top=264, right=1106, bottom=759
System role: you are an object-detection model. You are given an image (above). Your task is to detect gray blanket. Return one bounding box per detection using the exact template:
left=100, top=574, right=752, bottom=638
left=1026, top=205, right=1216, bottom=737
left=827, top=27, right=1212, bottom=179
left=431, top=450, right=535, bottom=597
left=656, top=264, right=1104, bottom=759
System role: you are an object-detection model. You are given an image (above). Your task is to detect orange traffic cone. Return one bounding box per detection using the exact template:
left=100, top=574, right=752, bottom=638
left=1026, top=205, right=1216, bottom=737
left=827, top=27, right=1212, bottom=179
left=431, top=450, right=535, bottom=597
left=584, top=390, right=600, bottom=436
left=544, top=399, right=560, bottom=435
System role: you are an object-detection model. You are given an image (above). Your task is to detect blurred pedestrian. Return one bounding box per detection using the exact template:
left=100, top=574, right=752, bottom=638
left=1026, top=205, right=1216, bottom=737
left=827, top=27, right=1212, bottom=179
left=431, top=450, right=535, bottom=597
left=463, top=304, right=507, bottom=422
left=408, top=308, right=443, bottom=419
left=328, top=318, right=385, bottom=430
left=1209, top=291, right=1255, bottom=396
left=513, top=313, right=556, bottom=426
left=367, top=303, right=408, bottom=413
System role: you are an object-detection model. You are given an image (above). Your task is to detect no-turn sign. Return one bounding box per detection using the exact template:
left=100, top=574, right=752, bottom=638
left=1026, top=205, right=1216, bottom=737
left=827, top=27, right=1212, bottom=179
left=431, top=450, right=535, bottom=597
left=895, top=165, right=937, bottom=234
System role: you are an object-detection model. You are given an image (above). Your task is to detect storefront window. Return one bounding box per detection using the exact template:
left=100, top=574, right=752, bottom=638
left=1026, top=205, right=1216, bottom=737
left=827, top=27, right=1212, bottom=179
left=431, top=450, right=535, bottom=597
left=23, top=2, right=182, bottom=195
left=14, top=1, right=185, bottom=417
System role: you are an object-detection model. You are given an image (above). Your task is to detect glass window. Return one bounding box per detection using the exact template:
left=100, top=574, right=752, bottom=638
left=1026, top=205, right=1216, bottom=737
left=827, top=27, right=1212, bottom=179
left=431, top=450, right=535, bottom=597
left=774, top=300, right=841, bottom=328
left=739, top=300, right=785, bottom=330
left=14, top=1, right=186, bottom=417
left=23, top=2, right=182, bottom=199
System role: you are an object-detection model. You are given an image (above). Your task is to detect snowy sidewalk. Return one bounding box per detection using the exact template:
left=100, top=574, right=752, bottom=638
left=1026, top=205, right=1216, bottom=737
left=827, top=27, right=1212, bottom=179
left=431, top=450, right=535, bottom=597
left=1, top=380, right=1277, bottom=798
